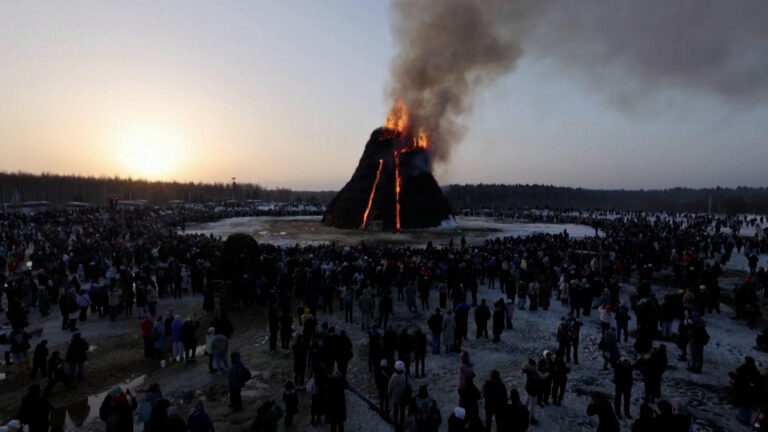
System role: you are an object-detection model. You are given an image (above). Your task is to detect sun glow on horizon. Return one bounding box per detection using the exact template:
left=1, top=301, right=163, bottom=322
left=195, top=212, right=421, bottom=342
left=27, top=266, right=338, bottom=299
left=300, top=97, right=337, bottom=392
left=111, top=123, right=188, bottom=181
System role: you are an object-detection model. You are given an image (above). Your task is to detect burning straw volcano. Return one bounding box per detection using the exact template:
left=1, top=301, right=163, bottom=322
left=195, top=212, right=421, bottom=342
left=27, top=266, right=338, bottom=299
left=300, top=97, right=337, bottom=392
left=323, top=100, right=451, bottom=231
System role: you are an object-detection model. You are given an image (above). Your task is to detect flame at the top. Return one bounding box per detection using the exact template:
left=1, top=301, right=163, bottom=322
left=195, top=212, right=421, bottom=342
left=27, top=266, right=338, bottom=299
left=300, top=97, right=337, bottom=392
left=384, top=99, right=430, bottom=150
left=385, top=98, right=410, bottom=134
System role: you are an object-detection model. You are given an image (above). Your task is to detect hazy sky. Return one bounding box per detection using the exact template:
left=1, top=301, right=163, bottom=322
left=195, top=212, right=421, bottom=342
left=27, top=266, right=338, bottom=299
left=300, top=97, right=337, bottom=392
left=1, top=1, right=767, bottom=190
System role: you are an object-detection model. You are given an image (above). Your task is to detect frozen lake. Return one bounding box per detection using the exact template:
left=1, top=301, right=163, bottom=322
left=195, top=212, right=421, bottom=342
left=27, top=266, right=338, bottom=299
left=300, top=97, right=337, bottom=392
left=184, top=216, right=601, bottom=246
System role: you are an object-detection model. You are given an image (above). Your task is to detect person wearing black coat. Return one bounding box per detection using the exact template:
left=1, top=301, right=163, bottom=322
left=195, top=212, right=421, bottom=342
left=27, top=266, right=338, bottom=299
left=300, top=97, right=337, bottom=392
left=326, top=373, right=347, bottom=432
left=412, top=329, right=427, bottom=378
left=631, top=403, right=655, bottom=432
left=293, top=335, right=307, bottom=388
left=65, top=333, right=88, bottom=381
left=492, top=300, right=505, bottom=342
left=458, top=377, right=482, bottom=424
left=268, top=306, right=279, bottom=352
left=504, top=389, right=529, bottom=432
left=482, top=370, right=507, bottom=432
left=335, top=330, right=353, bottom=378
left=474, top=299, right=491, bottom=339
left=550, top=353, right=570, bottom=406
left=375, top=359, right=393, bottom=414
left=586, top=392, right=619, bottom=432
left=16, top=384, right=52, bottom=432
left=99, top=389, right=137, bottom=432
left=30, top=339, right=48, bottom=379
left=181, top=317, right=199, bottom=363
left=279, top=312, right=293, bottom=351
left=730, top=356, right=763, bottom=424
left=396, top=329, right=412, bottom=376
left=613, top=357, right=634, bottom=419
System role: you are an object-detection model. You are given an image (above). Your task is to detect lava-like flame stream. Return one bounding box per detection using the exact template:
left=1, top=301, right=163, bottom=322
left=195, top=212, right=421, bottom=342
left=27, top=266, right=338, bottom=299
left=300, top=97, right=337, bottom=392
left=384, top=99, right=430, bottom=232
left=361, top=158, right=384, bottom=230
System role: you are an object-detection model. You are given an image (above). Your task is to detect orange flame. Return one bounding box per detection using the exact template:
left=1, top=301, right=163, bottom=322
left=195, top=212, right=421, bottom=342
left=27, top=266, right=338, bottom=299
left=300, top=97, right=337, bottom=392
left=361, top=158, right=384, bottom=230
left=384, top=99, right=431, bottom=232
left=385, top=98, right=410, bottom=134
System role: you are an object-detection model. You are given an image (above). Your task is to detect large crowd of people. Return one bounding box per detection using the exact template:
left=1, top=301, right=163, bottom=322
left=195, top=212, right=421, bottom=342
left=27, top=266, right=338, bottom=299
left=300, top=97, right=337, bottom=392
left=0, top=207, right=767, bottom=431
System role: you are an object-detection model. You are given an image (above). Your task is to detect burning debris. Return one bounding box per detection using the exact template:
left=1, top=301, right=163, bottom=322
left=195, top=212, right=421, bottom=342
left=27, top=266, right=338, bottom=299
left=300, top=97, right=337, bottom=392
left=323, top=102, right=451, bottom=231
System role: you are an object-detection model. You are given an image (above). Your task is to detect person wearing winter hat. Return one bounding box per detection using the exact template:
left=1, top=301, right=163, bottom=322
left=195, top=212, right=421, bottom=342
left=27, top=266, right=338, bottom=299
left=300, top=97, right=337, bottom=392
left=388, top=360, right=409, bottom=431
left=447, top=407, right=466, bottom=432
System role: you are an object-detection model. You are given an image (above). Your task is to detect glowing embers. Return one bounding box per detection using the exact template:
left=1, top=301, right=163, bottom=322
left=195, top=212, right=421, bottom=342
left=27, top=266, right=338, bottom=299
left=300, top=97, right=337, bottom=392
left=360, top=158, right=384, bottom=230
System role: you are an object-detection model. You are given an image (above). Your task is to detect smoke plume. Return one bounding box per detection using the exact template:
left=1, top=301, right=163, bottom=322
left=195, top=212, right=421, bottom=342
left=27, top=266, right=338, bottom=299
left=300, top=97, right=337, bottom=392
left=388, top=0, right=768, bottom=162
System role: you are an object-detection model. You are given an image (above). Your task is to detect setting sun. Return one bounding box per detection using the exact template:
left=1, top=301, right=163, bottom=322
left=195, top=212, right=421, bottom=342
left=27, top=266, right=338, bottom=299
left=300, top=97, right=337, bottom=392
left=111, top=124, right=186, bottom=180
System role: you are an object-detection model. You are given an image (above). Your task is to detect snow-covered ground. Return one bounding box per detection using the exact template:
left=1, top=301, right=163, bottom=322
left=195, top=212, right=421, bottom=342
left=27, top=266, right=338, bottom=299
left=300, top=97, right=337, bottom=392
left=185, top=216, right=599, bottom=247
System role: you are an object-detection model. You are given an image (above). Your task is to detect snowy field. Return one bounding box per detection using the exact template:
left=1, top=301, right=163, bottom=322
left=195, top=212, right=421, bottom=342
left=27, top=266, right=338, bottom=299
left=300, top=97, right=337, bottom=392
left=185, top=216, right=600, bottom=247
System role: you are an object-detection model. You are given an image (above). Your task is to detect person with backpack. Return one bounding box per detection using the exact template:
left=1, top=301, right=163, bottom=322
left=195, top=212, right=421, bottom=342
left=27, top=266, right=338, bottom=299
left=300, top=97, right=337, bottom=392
left=138, top=383, right=162, bottom=432
left=228, top=351, right=251, bottom=412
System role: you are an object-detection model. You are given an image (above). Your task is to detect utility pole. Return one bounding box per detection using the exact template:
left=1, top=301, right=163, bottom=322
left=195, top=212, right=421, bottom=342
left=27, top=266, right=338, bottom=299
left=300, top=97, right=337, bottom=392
left=231, top=177, right=236, bottom=201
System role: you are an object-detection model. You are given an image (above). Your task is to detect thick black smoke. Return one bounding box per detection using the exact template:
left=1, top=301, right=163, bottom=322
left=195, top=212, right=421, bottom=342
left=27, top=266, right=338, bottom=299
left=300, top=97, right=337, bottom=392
left=388, top=0, right=768, bottom=161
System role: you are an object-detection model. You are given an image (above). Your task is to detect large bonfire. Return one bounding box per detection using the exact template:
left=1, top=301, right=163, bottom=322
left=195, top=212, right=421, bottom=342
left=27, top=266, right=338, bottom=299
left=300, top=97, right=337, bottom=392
left=322, top=100, right=452, bottom=231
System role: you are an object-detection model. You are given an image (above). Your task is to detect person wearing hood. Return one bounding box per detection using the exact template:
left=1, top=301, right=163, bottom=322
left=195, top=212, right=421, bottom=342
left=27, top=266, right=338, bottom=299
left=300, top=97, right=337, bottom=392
left=731, top=356, right=763, bottom=425
left=187, top=399, right=215, bottom=432
left=228, top=351, right=251, bottom=412
left=98, top=387, right=137, bottom=432
left=140, top=315, right=154, bottom=357
left=482, top=369, right=507, bottom=431
left=171, top=315, right=183, bottom=362
left=388, top=360, right=409, bottom=431
left=65, top=332, right=88, bottom=382
left=152, top=316, right=166, bottom=360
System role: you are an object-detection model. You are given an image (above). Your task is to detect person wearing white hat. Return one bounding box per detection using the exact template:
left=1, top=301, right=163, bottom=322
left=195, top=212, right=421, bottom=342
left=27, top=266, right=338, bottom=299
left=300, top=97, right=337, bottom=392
left=388, top=360, right=409, bottom=430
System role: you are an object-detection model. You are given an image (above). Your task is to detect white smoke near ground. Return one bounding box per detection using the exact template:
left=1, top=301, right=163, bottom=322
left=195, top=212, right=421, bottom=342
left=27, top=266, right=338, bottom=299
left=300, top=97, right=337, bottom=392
left=388, top=0, right=768, bottom=162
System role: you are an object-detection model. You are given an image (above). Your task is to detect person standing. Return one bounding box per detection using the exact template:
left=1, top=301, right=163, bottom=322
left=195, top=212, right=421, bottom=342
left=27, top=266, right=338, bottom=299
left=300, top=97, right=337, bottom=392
left=228, top=352, right=251, bottom=412
left=326, top=372, right=347, bottom=432
left=482, top=370, right=507, bottom=431
left=282, top=381, right=299, bottom=428
left=388, top=361, right=409, bottom=431
left=29, top=340, right=48, bottom=379
left=474, top=299, right=491, bottom=339
left=586, top=392, right=619, bottom=432
left=428, top=308, right=443, bottom=354
left=65, top=333, right=88, bottom=382
left=613, top=357, right=634, bottom=420
left=492, top=299, right=505, bottom=342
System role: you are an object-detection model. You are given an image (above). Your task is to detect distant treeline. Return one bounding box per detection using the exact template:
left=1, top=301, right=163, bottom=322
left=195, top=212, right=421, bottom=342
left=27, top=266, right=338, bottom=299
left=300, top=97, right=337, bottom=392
left=3, top=172, right=768, bottom=213
left=443, top=184, right=768, bottom=214
left=0, top=172, right=336, bottom=204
